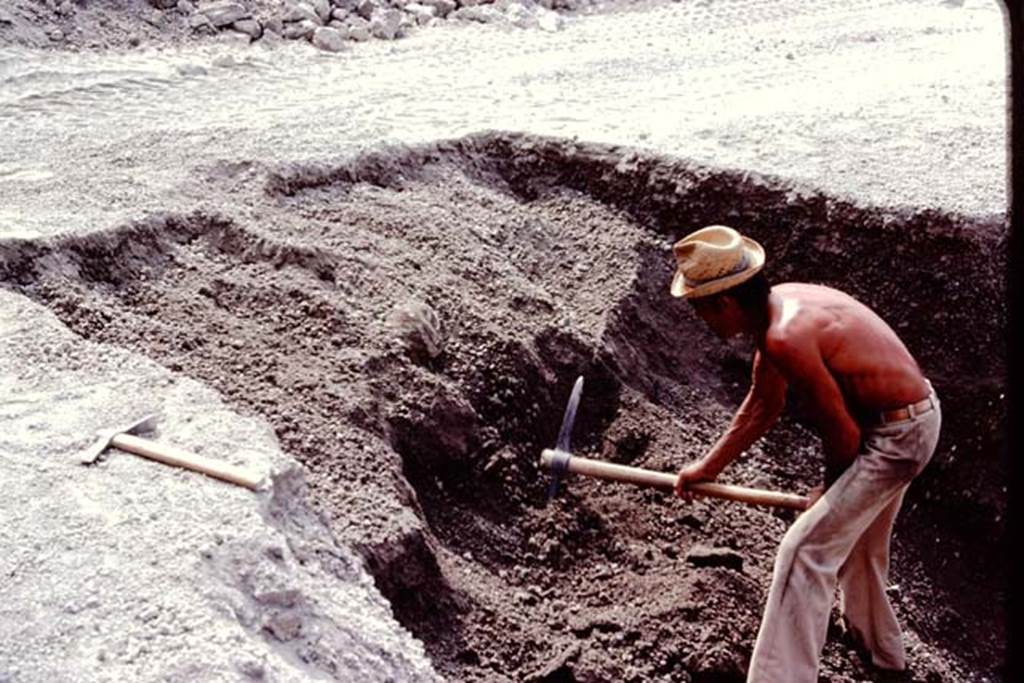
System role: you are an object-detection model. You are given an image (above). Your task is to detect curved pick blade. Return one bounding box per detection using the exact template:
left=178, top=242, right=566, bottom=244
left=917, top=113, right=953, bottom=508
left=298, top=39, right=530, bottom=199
left=555, top=376, right=584, bottom=453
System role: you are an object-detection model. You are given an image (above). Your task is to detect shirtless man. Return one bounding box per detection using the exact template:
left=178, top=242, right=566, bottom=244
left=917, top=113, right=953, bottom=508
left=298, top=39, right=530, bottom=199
left=669, top=225, right=941, bottom=682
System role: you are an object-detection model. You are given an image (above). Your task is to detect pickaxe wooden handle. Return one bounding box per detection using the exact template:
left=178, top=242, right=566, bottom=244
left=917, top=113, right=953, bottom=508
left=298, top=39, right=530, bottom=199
left=111, top=433, right=267, bottom=491
left=540, top=449, right=809, bottom=511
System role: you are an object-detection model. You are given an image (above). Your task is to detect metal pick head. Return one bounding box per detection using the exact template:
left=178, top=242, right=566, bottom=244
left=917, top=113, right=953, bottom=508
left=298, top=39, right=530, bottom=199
left=548, top=376, right=584, bottom=500
left=80, top=413, right=160, bottom=465
left=556, top=376, right=584, bottom=453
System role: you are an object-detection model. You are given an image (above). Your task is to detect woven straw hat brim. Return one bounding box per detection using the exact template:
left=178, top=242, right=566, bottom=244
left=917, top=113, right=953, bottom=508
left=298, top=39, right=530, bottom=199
left=670, top=237, right=766, bottom=299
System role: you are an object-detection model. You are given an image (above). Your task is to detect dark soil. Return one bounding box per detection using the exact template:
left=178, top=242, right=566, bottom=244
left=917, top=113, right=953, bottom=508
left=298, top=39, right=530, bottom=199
left=0, top=132, right=1007, bottom=681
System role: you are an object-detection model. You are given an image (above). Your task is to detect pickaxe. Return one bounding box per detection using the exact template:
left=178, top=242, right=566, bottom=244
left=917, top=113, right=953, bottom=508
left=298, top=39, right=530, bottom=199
left=79, top=413, right=267, bottom=491
left=540, top=376, right=809, bottom=510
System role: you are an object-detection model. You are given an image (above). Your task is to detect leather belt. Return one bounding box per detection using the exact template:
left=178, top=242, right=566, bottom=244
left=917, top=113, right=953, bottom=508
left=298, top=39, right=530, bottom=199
left=879, top=395, right=936, bottom=424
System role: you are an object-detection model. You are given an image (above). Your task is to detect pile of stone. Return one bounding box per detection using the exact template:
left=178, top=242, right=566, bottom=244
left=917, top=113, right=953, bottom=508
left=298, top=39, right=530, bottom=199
left=170, top=0, right=572, bottom=52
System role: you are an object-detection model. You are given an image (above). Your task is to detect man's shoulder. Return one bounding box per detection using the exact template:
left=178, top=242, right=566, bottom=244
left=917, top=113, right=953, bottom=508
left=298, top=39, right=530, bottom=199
left=763, top=294, right=830, bottom=357
left=762, top=323, right=809, bottom=359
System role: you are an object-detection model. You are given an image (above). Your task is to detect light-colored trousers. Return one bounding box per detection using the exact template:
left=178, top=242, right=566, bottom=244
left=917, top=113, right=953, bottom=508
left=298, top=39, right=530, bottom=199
left=747, top=386, right=941, bottom=683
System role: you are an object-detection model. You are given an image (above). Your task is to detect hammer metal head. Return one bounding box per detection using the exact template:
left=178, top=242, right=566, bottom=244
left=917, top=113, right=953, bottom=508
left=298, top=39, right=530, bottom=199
left=546, top=376, right=583, bottom=499
left=80, top=413, right=160, bottom=465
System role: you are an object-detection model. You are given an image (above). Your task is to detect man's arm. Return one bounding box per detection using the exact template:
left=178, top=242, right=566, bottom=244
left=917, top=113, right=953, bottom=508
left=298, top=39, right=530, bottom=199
left=675, top=350, right=787, bottom=498
left=766, top=332, right=861, bottom=488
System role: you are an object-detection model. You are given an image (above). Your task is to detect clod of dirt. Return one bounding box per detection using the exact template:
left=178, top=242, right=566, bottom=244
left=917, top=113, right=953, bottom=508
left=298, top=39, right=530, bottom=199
left=689, top=642, right=748, bottom=682
left=524, top=643, right=582, bottom=683
left=685, top=545, right=745, bottom=572
left=387, top=300, right=445, bottom=364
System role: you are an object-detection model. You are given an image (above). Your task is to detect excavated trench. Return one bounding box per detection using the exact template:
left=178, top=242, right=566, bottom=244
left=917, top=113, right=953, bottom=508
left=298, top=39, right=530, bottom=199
left=0, top=132, right=1007, bottom=682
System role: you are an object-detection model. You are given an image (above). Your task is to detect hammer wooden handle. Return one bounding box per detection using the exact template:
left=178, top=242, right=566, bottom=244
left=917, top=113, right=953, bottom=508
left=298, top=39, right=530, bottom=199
left=540, top=449, right=809, bottom=510
left=111, top=433, right=266, bottom=491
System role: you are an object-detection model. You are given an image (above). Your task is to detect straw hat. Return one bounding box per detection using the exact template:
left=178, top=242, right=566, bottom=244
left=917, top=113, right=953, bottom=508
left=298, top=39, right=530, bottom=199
left=669, top=225, right=766, bottom=298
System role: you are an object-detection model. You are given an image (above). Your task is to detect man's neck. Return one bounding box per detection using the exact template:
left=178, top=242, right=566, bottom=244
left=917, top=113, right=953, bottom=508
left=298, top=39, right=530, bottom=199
left=747, top=292, right=777, bottom=347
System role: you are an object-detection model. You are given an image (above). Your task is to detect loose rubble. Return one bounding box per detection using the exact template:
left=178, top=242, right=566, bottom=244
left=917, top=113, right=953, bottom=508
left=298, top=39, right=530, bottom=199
left=0, top=0, right=591, bottom=51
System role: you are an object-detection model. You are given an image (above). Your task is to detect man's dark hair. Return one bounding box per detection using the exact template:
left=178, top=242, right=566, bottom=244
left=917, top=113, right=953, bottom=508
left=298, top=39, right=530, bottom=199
left=720, top=271, right=771, bottom=312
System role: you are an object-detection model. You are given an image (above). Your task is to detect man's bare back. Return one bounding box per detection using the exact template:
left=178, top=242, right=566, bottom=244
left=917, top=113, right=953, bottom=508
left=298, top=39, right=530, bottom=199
left=763, top=283, right=929, bottom=417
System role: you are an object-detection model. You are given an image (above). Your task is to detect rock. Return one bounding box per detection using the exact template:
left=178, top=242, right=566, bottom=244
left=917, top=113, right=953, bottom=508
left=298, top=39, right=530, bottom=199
left=312, top=0, right=332, bottom=21
left=330, top=7, right=349, bottom=20
left=282, top=2, right=322, bottom=24
left=264, top=610, right=303, bottom=642
left=450, top=5, right=502, bottom=22
left=676, top=513, right=704, bottom=529
left=388, top=302, right=443, bottom=362
left=236, top=660, right=266, bottom=679
left=405, top=2, right=435, bottom=24
left=188, top=12, right=216, bottom=31
left=524, top=644, right=581, bottom=683
left=505, top=2, right=533, bottom=28
left=482, top=448, right=517, bottom=476
left=143, top=10, right=169, bottom=27
left=231, top=17, right=262, bottom=38
left=397, top=10, right=416, bottom=34
left=263, top=16, right=283, bottom=33
left=692, top=643, right=745, bottom=679
left=259, top=27, right=283, bottom=43
left=345, top=16, right=371, bottom=40
left=536, top=8, right=562, bottom=31
left=148, top=0, right=179, bottom=9
left=48, top=28, right=65, bottom=41
left=176, top=0, right=196, bottom=14
left=419, top=0, right=455, bottom=16
left=312, top=26, right=346, bottom=51
left=685, top=544, right=744, bottom=571
left=514, top=590, right=536, bottom=606
left=281, top=18, right=318, bottom=38
left=356, top=0, right=377, bottom=20
left=253, top=587, right=303, bottom=608
left=369, top=8, right=402, bottom=38
left=457, top=0, right=485, bottom=6
left=199, top=2, right=249, bottom=27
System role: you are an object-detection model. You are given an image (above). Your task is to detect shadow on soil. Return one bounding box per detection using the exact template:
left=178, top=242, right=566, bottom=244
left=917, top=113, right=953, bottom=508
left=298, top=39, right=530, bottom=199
left=0, top=131, right=1007, bottom=682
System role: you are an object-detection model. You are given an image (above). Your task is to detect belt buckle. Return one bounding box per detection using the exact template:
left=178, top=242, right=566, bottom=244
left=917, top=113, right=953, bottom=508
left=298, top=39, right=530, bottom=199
left=880, top=406, right=908, bottom=424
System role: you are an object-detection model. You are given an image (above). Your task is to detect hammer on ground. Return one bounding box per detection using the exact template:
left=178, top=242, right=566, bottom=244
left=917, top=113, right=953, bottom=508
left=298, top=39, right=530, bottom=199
left=540, top=376, right=809, bottom=510
left=79, top=413, right=267, bottom=491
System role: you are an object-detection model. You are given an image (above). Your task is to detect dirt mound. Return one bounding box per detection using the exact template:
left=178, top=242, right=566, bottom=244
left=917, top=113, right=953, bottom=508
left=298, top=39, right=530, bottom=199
left=0, top=131, right=1006, bottom=681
